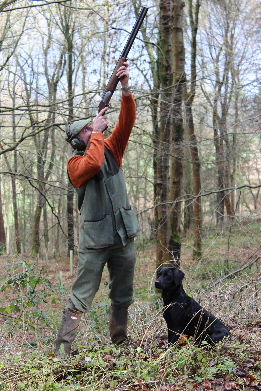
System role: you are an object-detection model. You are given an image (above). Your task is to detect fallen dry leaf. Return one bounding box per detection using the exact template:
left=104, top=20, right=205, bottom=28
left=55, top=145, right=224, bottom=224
left=202, top=380, right=212, bottom=390
left=224, top=380, right=239, bottom=390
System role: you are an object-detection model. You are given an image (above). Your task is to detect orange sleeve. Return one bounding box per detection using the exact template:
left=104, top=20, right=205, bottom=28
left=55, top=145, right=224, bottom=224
left=67, top=133, right=105, bottom=188
left=104, top=93, right=136, bottom=166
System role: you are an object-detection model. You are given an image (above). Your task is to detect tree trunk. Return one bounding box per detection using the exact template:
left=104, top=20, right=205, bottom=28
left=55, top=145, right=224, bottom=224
left=31, top=184, right=45, bottom=255
left=213, top=103, right=225, bottom=224
left=3, top=77, right=22, bottom=253
left=183, top=131, right=193, bottom=233
left=151, top=93, right=160, bottom=240
left=131, top=2, right=162, bottom=244
left=3, top=155, right=21, bottom=254
left=11, top=88, right=22, bottom=253
left=185, top=103, right=201, bottom=258
left=43, top=204, right=49, bottom=254
left=184, top=0, right=202, bottom=259
left=62, top=9, right=75, bottom=256
left=155, top=0, right=175, bottom=267
left=168, top=0, right=186, bottom=265
left=0, top=180, right=6, bottom=254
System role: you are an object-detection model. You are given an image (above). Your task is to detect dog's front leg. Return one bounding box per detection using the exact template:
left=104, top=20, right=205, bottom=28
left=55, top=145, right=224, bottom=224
left=168, top=328, right=181, bottom=344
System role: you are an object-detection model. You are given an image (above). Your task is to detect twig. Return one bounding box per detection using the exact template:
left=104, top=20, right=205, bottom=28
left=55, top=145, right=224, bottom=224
left=0, top=171, right=66, bottom=190
left=210, top=248, right=261, bottom=288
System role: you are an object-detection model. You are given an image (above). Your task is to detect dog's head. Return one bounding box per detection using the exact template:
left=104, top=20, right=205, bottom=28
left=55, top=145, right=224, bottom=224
left=155, top=267, right=185, bottom=290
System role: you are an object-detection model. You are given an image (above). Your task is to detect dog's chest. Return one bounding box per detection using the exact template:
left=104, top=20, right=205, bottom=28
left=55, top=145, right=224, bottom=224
left=163, top=300, right=190, bottom=321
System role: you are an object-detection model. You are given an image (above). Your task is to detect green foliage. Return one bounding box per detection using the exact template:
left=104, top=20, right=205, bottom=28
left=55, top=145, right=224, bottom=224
left=193, top=258, right=238, bottom=281
left=0, top=339, right=253, bottom=391
left=155, top=341, right=238, bottom=385
left=0, top=224, right=260, bottom=391
left=89, top=301, right=109, bottom=334
left=0, top=262, right=53, bottom=328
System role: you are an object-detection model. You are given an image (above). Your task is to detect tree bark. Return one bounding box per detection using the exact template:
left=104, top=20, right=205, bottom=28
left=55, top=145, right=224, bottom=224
left=3, top=71, right=22, bottom=253
left=66, top=36, right=75, bottom=256
left=59, top=5, right=76, bottom=256
left=184, top=0, right=202, bottom=259
left=183, top=142, right=193, bottom=233
left=168, top=0, right=186, bottom=264
left=131, top=2, right=162, bottom=244
left=0, top=180, right=6, bottom=254
left=155, top=0, right=175, bottom=267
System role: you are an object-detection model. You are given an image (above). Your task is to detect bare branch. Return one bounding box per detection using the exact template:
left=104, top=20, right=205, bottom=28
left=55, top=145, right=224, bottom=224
left=0, top=171, right=66, bottom=190
left=0, top=0, right=71, bottom=13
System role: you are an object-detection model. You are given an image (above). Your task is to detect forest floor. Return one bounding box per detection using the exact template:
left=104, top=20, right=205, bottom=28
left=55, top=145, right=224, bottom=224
left=0, top=220, right=260, bottom=391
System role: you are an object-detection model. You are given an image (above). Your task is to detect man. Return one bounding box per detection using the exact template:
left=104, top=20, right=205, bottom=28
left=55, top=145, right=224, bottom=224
left=55, top=62, right=138, bottom=357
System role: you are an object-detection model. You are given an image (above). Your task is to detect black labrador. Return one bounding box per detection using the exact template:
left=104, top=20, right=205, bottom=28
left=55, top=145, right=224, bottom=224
left=155, top=267, right=230, bottom=345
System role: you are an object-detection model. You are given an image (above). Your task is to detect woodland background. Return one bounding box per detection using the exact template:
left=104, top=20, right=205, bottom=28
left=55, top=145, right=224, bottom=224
left=0, top=1, right=260, bottom=390
left=0, top=0, right=260, bottom=262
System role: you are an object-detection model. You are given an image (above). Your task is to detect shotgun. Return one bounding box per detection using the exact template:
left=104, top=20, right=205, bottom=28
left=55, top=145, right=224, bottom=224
left=98, top=7, right=148, bottom=112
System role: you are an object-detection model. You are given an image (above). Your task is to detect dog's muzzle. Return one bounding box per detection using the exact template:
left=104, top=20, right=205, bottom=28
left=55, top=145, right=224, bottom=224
left=155, top=280, right=162, bottom=289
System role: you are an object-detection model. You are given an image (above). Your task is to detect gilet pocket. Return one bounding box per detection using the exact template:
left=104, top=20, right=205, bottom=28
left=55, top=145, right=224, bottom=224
left=120, top=207, right=139, bottom=238
left=79, top=214, right=114, bottom=249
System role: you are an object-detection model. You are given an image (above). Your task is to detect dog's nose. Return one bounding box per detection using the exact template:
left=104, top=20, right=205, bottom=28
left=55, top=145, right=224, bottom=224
left=155, top=280, right=162, bottom=289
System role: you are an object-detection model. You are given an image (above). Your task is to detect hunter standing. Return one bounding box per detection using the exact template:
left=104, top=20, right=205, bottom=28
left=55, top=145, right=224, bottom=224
left=55, top=62, right=138, bottom=356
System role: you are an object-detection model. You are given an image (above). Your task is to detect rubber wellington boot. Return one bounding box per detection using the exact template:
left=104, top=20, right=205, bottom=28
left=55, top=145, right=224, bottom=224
left=55, top=308, right=82, bottom=357
left=109, top=304, right=129, bottom=345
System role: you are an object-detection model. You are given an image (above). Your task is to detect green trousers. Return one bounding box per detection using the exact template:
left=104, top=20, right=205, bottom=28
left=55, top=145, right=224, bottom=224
left=68, top=237, right=136, bottom=312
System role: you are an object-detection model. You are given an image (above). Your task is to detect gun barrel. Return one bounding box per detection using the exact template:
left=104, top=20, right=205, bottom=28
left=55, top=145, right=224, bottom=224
left=120, top=7, right=148, bottom=58
left=98, top=7, right=148, bottom=112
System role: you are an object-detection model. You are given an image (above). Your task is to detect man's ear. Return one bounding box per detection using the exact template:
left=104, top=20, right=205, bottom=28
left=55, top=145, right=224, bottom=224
left=172, top=268, right=185, bottom=285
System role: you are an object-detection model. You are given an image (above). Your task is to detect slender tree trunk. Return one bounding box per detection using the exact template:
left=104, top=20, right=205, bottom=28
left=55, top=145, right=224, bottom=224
left=151, top=92, right=160, bottom=240
left=4, top=75, right=22, bottom=253
left=43, top=204, right=49, bottom=254
left=31, top=182, right=45, bottom=255
left=21, top=187, right=26, bottom=253
left=131, top=1, right=162, bottom=244
left=55, top=193, right=62, bottom=258
left=184, top=0, right=202, bottom=259
left=213, top=103, right=225, bottom=224
left=66, top=22, right=75, bottom=256
left=57, top=5, right=76, bottom=256
left=185, top=103, right=201, bottom=258
left=11, top=88, right=22, bottom=253
left=168, top=0, right=186, bottom=264
left=231, top=88, right=238, bottom=213
left=10, top=175, right=21, bottom=253
left=0, top=180, right=6, bottom=254
left=183, top=143, right=193, bottom=233
left=220, top=117, right=234, bottom=219
left=3, top=154, right=21, bottom=253
left=155, top=0, right=175, bottom=267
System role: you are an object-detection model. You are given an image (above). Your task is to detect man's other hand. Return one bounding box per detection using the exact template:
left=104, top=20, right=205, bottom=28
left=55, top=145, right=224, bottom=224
left=92, top=107, right=109, bottom=133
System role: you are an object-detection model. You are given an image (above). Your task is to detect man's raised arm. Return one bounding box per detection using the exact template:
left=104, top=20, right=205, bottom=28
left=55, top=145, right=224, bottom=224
left=104, top=62, right=136, bottom=166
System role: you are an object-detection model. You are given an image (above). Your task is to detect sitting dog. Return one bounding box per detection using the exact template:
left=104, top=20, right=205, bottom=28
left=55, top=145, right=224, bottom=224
left=155, top=267, right=230, bottom=345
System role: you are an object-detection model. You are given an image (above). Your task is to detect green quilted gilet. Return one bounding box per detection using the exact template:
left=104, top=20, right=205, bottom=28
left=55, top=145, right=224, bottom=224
left=75, top=148, right=139, bottom=249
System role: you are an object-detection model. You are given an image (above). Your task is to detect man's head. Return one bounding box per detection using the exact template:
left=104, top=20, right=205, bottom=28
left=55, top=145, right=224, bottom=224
left=66, top=119, right=92, bottom=151
left=66, top=107, right=109, bottom=151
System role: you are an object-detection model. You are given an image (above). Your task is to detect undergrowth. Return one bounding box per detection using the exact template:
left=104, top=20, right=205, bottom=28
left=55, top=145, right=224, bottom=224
left=0, top=337, right=259, bottom=391
left=0, top=222, right=260, bottom=390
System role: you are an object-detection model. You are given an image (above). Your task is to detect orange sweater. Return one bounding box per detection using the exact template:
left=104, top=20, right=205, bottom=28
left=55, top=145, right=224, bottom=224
left=68, top=94, right=136, bottom=188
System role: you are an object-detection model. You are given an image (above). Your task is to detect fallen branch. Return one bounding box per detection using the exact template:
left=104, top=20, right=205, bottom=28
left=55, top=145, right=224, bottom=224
left=210, top=248, right=261, bottom=288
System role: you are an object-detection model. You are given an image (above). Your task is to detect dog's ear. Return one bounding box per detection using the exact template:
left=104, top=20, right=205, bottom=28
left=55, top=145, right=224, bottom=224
left=172, top=268, right=185, bottom=285
left=156, top=266, right=163, bottom=278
